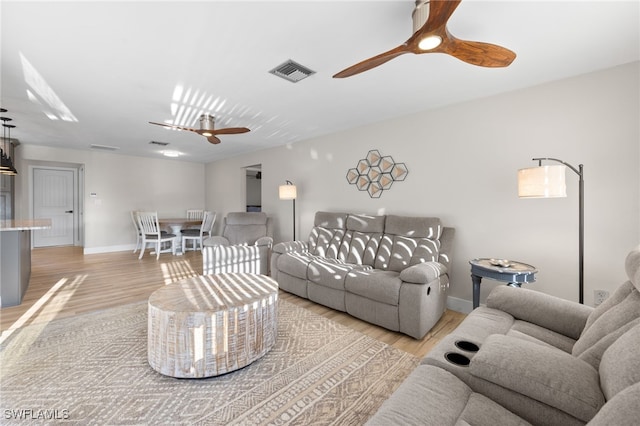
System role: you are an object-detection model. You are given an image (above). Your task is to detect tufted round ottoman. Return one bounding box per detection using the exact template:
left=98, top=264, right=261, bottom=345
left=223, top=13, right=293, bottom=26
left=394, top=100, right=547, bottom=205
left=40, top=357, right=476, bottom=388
left=148, top=272, right=278, bottom=378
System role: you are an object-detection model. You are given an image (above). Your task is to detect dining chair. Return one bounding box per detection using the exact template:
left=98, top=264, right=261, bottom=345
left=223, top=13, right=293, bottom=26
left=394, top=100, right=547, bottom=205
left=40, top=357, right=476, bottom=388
left=185, top=209, right=205, bottom=231
left=130, top=210, right=142, bottom=254
left=137, top=211, right=177, bottom=259
left=186, top=209, right=205, bottom=220
left=182, top=211, right=217, bottom=252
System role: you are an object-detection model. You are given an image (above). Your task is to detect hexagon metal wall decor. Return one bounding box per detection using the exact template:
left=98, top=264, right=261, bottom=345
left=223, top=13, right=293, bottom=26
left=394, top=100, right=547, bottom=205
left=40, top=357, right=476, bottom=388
left=346, top=149, right=409, bottom=198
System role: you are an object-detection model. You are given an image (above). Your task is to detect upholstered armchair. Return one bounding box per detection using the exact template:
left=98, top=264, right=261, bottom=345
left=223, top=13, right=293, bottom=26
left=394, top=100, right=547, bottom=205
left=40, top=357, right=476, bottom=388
left=202, top=212, right=273, bottom=275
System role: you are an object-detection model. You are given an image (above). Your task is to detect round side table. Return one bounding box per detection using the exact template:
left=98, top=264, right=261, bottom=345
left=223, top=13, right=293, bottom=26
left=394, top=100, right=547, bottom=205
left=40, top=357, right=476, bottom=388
left=469, top=258, right=537, bottom=309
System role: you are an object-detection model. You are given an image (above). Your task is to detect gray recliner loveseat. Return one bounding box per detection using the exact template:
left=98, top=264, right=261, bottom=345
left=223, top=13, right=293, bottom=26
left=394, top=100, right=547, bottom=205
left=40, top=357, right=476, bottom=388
left=202, top=212, right=273, bottom=275
left=368, top=244, right=640, bottom=425
left=271, top=211, right=454, bottom=339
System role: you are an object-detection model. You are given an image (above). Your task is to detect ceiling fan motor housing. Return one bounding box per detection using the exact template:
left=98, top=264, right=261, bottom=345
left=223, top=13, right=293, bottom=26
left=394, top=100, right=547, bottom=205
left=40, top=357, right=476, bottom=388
left=199, top=114, right=215, bottom=131
left=412, top=0, right=429, bottom=33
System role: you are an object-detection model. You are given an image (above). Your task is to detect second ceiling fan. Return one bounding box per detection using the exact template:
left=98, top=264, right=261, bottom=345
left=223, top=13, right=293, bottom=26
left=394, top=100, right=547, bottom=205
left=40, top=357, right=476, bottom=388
left=334, top=0, right=516, bottom=78
left=149, top=114, right=250, bottom=145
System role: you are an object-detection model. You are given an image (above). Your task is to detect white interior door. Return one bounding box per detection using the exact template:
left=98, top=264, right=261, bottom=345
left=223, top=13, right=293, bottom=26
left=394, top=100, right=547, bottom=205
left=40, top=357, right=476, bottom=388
left=33, top=168, right=75, bottom=247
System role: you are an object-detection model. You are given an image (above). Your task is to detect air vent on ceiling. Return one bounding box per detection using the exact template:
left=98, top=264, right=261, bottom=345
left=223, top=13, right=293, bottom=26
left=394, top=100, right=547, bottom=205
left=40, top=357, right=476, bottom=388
left=90, top=144, right=119, bottom=151
left=149, top=140, right=170, bottom=146
left=269, top=59, right=315, bottom=83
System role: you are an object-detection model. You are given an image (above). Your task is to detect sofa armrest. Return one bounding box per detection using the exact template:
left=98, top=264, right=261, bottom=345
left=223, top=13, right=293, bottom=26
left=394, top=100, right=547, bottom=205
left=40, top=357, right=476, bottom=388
left=399, top=261, right=447, bottom=284
left=203, top=236, right=230, bottom=247
left=438, top=227, right=455, bottom=270
left=255, top=236, right=273, bottom=247
left=486, top=285, right=593, bottom=340
left=470, top=334, right=604, bottom=422
left=272, top=240, right=308, bottom=255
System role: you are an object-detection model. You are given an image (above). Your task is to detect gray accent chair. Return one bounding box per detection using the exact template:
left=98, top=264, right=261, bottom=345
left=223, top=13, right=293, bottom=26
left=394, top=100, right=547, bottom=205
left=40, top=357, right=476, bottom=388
left=368, top=245, right=640, bottom=425
left=202, top=212, right=273, bottom=275
left=271, top=211, right=454, bottom=339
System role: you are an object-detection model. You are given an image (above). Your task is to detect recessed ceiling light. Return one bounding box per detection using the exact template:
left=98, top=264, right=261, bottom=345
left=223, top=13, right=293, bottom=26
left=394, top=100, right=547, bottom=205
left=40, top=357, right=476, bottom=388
left=162, top=150, right=181, bottom=158
left=90, top=144, right=119, bottom=151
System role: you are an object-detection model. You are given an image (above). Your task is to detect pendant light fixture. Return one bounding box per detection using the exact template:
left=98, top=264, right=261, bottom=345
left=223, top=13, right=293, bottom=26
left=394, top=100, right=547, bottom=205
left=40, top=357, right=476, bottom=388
left=1, top=109, right=18, bottom=176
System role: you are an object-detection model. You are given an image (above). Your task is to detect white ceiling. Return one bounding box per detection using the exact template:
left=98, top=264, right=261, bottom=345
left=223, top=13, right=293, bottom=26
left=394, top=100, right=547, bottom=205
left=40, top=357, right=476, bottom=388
left=2, top=1, right=639, bottom=163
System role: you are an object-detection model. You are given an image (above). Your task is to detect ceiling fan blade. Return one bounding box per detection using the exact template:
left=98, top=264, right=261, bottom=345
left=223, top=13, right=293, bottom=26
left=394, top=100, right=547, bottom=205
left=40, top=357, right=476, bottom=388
left=207, top=135, right=221, bottom=144
left=212, top=127, right=251, bottom=135
left=148, top=121, right=198, bottom=132
left=414, top=0, right=462, bottom=39
left=333, top=45, right=410, bottom=78
left=445, top=38, right=516, bottom=67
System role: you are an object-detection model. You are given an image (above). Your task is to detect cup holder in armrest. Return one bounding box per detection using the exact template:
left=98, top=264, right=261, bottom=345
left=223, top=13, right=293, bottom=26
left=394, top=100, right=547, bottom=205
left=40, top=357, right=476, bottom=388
left=445, top=352, right=470, bottom=367
left=455, top=340, right=480, bottom=353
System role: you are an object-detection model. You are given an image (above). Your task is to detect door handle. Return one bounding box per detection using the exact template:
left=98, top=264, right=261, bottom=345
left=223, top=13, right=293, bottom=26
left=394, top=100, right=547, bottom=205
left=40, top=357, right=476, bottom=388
left=65, top=210, right=74, bottom=213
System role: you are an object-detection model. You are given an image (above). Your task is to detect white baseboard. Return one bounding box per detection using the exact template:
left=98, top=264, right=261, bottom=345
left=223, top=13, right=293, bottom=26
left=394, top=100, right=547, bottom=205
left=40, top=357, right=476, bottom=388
left=84, top=244, right=136, bottom=255
left=446, top=296, right=474, bottom=314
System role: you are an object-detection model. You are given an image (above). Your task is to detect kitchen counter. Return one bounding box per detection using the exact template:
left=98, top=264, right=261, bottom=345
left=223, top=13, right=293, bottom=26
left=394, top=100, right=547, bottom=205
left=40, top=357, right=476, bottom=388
left=1, top=219, right=52, bottom=308
left=1, top=219, right=53, bottom=232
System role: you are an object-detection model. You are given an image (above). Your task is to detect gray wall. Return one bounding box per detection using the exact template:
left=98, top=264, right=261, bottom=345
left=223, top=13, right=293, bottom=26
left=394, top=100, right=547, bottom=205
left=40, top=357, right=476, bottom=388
left=12, top=62, right=639, bottom=310
left=204, top=62, right=640, bottom=310
left=15, top=146, right=205, bottom=253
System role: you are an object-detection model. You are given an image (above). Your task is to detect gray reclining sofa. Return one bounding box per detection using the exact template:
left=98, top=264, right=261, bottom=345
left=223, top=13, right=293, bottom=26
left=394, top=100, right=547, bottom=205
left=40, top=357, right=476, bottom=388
left=271, top=211, right=454, bottom=339
left=368, top=244, right=640, bottom=425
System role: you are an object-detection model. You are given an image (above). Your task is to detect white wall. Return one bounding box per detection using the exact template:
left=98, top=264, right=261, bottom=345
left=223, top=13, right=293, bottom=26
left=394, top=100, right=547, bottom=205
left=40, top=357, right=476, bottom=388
left=15, top=145, right=205, bottom=253
left=205, top=62, right=640, bottom=311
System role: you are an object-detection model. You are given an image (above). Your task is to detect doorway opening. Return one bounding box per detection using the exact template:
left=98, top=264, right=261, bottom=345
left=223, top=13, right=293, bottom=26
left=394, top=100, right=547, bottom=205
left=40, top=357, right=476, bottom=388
left=245, top=164, right=262, bottom=212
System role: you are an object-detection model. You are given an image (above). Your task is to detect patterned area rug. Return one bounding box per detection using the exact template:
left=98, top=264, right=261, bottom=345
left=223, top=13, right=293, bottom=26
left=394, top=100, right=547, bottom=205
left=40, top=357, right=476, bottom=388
left=0, top=299, right=419, bottom=425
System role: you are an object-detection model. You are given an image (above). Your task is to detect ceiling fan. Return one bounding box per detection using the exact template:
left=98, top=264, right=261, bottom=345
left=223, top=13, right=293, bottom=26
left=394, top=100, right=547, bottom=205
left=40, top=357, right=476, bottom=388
left=149, top=114, right=250, bottom=144
left=333, top=0, right=516, bottom=78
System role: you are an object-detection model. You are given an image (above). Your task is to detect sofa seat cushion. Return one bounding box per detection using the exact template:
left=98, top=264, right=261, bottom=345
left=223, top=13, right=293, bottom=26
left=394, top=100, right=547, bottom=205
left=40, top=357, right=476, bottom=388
left=345, top=269, right=402, bottom=305
left=366, top=365, right=531, bottom=426
left=277, top=252, right=321, bottom=279
left=308, top=258, right=372, bottom=291
left=508, top=320, right=577, bottom=353
left=470, top=334, right=605, bottom=422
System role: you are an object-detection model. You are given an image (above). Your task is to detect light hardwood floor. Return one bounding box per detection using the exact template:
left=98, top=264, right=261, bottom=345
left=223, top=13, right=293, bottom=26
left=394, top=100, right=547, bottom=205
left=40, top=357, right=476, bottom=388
left=0, top=246, right=466, bottom=358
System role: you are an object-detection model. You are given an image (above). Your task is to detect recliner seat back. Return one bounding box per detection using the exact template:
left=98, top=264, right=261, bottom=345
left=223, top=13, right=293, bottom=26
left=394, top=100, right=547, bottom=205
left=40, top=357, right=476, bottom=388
left=338, top=214, right=385, bottom=266
left=375, top=215, right=443, bottom=272
left=572, top=246, right=640, bottom=369
left=308, top=212, right=348, bottom=259
left=222, top=212, right=271, bottom=245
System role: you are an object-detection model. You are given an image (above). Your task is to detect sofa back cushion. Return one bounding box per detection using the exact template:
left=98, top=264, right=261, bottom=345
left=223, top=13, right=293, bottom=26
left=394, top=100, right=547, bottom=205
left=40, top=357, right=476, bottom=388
left=338, top=214, right=385, bottom=266
left=572, top=280, right=640, bottom=369
left=598, top=323, right=640, bottom=401
left=308, top=212, right=348, bottom=259
left=375, top=215, right=442, bottom=272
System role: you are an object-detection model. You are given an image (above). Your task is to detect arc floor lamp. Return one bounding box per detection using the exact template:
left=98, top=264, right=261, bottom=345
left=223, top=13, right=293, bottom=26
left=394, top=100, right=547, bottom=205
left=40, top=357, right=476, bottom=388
left=279, top=180, right=297, bottom=240
left=518, top=157, right=584, bottom=304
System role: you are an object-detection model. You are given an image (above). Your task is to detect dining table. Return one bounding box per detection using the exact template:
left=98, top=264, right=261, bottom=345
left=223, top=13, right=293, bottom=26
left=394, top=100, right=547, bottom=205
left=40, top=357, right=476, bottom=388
left=158, top=218, right=202, bottom=255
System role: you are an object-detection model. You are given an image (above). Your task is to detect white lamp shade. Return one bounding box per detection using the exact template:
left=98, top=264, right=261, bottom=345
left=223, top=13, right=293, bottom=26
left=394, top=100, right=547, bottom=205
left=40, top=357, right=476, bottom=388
left=518, top=165, right=567, bottom=198
left=279, top=184, right=297, bottom=200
